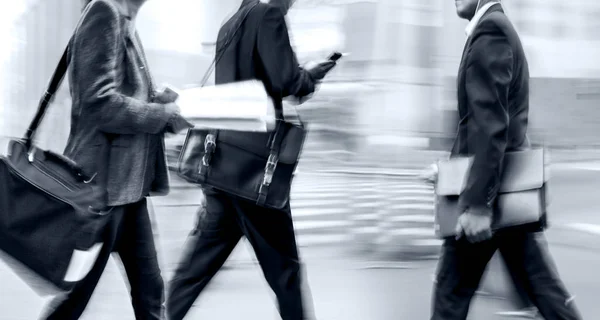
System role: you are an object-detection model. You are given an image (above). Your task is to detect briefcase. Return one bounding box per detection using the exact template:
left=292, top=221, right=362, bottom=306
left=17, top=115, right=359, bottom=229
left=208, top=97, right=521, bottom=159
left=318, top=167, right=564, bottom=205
left=434, top=148, right=549, bottom=238
left=178, top=119, right=305, bottom=209
left=0, top=41, right=108, bottom=295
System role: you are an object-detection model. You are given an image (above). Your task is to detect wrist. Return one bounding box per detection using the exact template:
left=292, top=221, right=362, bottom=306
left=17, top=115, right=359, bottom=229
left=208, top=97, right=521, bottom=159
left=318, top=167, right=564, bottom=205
left=467, top=205, right=493, bottom=217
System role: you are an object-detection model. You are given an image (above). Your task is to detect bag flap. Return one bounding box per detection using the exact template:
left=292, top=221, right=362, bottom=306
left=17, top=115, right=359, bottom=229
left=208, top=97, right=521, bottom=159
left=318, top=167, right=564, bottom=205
left=499, top=148, right=545, bottom=193
left=214, top=123, right=305, bottom=164
left=436, top=148, right=546, bottom=196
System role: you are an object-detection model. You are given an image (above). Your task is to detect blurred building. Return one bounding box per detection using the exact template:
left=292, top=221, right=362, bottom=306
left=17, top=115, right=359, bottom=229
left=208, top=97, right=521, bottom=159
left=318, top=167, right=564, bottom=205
left=2, top=0, right=600, bottom=156
left=0, top=0, right=80, bottom=154
left=440, top=0, right=600, bottom=148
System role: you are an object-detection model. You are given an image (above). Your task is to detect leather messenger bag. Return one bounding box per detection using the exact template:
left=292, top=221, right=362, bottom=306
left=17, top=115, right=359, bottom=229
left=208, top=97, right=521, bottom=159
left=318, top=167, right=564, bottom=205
left=434, top=148, right=549, bottom=238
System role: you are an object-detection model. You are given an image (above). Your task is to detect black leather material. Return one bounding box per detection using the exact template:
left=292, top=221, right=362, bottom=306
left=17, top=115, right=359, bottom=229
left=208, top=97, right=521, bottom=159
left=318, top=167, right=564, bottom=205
left=177, top=121, right=306, bottom=209
left=0, top=27, right=108, bottom=293
left=0, top=140, right=109, bottom=293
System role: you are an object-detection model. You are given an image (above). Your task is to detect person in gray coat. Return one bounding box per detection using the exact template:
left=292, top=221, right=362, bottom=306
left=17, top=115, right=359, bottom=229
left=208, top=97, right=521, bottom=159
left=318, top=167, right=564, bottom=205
left=40, top=0, right=191, bottom=319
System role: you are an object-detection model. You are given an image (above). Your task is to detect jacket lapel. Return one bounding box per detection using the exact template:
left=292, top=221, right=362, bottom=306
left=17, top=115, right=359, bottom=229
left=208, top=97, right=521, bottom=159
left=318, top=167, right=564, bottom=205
left=456, top=4, right=505, bottom=115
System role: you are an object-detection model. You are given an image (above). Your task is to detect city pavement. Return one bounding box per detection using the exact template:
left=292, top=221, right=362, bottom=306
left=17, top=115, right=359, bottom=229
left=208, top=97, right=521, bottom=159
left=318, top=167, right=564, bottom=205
left=1, top=161, right=600, bottom=319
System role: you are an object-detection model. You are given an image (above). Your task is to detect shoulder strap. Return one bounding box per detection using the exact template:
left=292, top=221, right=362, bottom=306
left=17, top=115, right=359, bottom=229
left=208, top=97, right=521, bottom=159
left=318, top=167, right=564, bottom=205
left=198, top=2, right=260, bottom=88
left=24, top=45, right=70, bottom=148
left=24, top=0, right=98, bottom=148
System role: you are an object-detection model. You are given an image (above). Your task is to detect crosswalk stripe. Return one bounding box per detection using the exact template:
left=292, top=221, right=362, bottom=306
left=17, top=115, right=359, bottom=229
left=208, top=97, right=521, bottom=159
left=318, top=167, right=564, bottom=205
left=294, top=220, right=352, bottom=230
left=387, top=190, right=434, bottom=195
left=383, top=228, right=436, bottom=237
left=291, top=193, right=349, bottom=200
left=352, top=213, right=381, bottom=221
left=296, top=234, right=350, bottom=246
left=291, top=208, right=346, bottom=217
left=565, top=223, right=600, bottom=235
left=410, top=239, right=443, bottom=246
left=353, top=227, right=380, bottom=234
left=290, top=199, right=349, bottom=208
left=386, top=196, right=433, bottom=202
left=384, top=214, right=435, bottom=223
left=389, top=203, right=435, bottom=211
left=351, top=202, right=386, bottom=208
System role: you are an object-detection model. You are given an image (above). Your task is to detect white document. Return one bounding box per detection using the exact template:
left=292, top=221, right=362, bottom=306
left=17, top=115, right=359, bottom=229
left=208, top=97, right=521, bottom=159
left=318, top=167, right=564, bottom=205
left=174, top=80, right=275, bottom=132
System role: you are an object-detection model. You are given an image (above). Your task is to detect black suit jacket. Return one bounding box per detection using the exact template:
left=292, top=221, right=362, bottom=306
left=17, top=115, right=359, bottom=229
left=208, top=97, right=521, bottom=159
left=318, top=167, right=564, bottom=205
left=452, top=4, right=530, bottom=211
left=214, top=0, right=317, bottom=103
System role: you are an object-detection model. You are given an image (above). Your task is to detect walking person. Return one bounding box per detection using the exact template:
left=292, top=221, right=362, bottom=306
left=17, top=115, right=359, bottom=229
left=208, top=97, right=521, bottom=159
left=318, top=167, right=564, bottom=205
left=165, top=0, right=336, bottom=319
left=430, top=0, right=582, bottom=319
left=40, top=0, right=192, bottom=318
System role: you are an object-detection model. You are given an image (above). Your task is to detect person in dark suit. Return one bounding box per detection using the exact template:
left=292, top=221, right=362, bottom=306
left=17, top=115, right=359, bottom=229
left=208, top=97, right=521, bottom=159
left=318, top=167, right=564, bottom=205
left=165, top=0, right=335, bottom=319
left=40, top=0, right=191, bottom=319
left=430, top=1, right=582, bottom=319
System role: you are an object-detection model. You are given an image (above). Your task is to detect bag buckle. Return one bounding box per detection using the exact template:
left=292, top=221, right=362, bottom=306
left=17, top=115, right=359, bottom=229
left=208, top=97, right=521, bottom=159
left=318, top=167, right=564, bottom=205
left=201, top=134, right=217, bottom=167
left=263, top=154, right=278, bottom=186
left=204, top=134, right=216, bottom=152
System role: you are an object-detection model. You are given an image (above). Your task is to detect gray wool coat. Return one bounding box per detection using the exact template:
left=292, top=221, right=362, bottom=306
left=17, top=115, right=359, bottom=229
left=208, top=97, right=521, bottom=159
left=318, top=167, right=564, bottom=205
left=63, top=0, right=171, bottom=207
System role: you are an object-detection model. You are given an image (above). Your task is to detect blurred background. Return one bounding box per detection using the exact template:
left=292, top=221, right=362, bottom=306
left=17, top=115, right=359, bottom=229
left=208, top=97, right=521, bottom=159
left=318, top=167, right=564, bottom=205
left=2, top=0, right=600, bottom=319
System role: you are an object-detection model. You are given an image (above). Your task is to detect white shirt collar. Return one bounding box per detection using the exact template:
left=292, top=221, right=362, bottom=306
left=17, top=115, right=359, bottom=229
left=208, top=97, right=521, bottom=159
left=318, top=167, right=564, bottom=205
left=465, top=1, right=501, bottom=37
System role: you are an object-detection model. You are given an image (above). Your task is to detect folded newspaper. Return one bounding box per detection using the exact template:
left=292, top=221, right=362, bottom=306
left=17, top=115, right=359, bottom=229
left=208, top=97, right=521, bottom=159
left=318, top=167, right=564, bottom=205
left=172, top=80, right=275, bottom=132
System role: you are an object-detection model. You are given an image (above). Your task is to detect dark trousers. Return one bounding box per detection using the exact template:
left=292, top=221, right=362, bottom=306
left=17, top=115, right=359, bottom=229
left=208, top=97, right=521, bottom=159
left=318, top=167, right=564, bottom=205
left=166, top=188, right=306, bottom=320
left=40, top=198, right=165, bottom=320
left=431, top=230, right=582, bottom=320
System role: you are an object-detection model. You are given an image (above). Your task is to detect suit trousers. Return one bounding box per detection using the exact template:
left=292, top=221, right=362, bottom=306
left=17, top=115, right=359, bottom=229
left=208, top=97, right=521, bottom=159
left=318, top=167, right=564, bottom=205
left=40, top=198, right=165, bottom=320
left=430, top=229, right=582, bottom=320
left=166, top=188, right=307, bottom=320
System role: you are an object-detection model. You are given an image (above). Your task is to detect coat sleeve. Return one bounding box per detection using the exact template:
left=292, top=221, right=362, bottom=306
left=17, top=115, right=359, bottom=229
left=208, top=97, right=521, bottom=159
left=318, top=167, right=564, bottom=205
left=459, top=20, right=514, bottom=212
left=72, top=0, right=172, bottom=135
left=256, top=5, right=317, bottom=99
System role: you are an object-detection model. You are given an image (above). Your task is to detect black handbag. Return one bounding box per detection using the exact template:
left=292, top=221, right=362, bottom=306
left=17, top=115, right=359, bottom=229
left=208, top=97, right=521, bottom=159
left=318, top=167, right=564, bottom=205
left=177, top=2, right=307, bottom=209
left=0, top=43, right=110, bottom=295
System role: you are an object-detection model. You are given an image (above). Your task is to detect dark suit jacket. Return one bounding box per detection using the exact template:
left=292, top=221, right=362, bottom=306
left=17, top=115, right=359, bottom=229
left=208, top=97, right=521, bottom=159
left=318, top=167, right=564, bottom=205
left=64, top=0, right=171, bottom=207
left=452, top=4, right=530, bottom=211
left=214, top=0, right=318, bottom=102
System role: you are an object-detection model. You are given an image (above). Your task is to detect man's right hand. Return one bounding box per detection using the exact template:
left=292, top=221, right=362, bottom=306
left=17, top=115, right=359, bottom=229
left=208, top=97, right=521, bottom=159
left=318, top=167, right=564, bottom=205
left=307, top=61, right=337, bottom=81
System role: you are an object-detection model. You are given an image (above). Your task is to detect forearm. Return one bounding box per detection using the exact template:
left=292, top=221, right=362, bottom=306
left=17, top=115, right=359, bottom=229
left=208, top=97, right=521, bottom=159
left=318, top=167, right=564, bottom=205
left=91, top=94, right=171, bottom=135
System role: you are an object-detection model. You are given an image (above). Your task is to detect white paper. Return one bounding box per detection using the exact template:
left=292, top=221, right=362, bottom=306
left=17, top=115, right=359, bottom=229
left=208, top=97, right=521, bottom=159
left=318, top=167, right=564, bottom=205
left=173, top=80, right=275, bottom=132
left=63, top=243, right=103, bottom=283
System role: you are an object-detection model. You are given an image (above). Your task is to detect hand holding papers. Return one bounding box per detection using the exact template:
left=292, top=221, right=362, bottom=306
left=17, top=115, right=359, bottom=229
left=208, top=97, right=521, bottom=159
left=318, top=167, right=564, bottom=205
left=152, top=87, right=194, bottom=134
left=173, top=80, right=276, bottom=132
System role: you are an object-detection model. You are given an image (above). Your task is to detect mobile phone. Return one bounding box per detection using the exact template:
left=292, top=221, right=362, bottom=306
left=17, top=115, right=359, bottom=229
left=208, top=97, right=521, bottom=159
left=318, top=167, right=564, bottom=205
left=328, top=52, right=343, bottom=62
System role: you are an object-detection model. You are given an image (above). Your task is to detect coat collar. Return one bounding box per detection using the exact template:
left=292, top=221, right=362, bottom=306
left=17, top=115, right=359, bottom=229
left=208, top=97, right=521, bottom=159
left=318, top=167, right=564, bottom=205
left=465, top=1, right=502, bottom=37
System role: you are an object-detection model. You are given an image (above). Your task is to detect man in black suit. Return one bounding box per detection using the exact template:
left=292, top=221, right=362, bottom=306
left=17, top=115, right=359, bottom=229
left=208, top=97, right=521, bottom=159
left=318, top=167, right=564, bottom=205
left=430, top=1, right=582, bottom=319
left=165, top=1, right=335, bottom=319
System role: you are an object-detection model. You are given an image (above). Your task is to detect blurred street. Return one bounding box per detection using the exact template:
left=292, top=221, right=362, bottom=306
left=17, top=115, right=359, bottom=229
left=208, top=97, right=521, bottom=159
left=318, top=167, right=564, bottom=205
left=1, top=158, right=600, bottom=319
left=2, top=1, right=600, bottom=319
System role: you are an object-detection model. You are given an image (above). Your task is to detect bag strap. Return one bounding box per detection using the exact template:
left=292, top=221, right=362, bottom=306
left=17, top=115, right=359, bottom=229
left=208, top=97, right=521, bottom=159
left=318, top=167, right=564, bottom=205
left=23, top=46, right=70, bottom=149
left=198, top=1, right=284, bottom=121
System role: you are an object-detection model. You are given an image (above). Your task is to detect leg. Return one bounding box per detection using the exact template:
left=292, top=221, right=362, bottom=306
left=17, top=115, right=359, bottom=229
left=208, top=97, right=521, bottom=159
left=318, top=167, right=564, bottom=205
left=430, top=238, right=497, bottom=320
left=166, top=189, right=242, bottom=320
left=114, top=199, right=165, bottom=320
left=40, top=208, right=125, bottom=320
left=233, top=199, right=306, bottom=320
left=498, top=231, right=582, bottom=320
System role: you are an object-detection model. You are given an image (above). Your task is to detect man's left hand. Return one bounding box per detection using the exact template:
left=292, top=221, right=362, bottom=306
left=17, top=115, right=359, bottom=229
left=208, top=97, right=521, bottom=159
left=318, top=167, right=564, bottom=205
left=455, top=207, right=493, bottom=243
left=154, top=87, right=179, bottom=104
